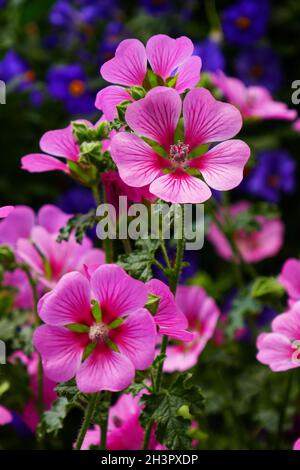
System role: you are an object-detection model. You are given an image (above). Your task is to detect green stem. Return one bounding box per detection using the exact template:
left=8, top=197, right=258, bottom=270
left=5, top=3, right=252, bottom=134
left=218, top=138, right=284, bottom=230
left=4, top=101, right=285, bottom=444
left=75, top=393, right=99, bottom=450
left=275, top=371, right=294, bottom=449
left=143, top=225, right=185, bottom=450
left=100, top=392, right=111, bottom=450
left=22, top=265, right=44, bottom=417
left=204, top=0, right=222, bottom=34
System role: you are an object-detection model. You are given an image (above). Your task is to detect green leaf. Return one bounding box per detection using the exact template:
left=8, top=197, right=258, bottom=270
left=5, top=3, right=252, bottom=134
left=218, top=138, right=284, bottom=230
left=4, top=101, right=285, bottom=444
left=226, top=289, right=261, bottom=339
left=251, top=277, right=285, bottom=301
left=91, top=299, right=102, bottom=322
left=64, top=323, right=89, bottom=333
left=0, top=309, right=28, bottom=342
left=140, top=373, right=205, bottom=450
left=57, top=209, right=96, bottom=244
left=37, top=397, right=69, bottom=439
left=117, top=239, right=160, bottom=281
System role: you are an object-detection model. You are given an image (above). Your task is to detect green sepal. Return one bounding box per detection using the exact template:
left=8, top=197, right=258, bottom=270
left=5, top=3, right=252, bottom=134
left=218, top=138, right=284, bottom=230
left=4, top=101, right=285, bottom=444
left=130, top=86, right=146, bottom=100
left=116, top=100, right=132, bottom=121
left=144, top=293, right=160, bottom=315
left=82, top=341, right=97, bottom=361
left=64, top=323, right=89, bottom=333
left=165, top=75, right=178, bottom=88
left=108, top=317, right=126, bottom=330
left=142, top=69, right=164, bottom=90
left=107, top=338, right=119, bottom=352
left=142, top=137, right=168, bottom=158
left=91, top=299, right=102, bottom=322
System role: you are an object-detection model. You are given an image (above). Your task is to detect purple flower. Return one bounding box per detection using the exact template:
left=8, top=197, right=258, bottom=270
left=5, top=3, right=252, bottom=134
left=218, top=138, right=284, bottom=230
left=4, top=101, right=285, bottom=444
left=99, top=21, right=127, bottom=65
left=0, top=50, right=32, bottom=88
left=57, top=186, right=95, bottom=214
left=194, top=39, right=225, bottom=73
left=139, top=0, right=173, bottom=15
left=222, top=0, right=269, bottom=45
left=235, top=46, right=282, bottom=93
left=46, top=64, right=94, bottom=115
left=242, top=150, right=296, bottom=203
left=50, top=0, right=118, bottom=28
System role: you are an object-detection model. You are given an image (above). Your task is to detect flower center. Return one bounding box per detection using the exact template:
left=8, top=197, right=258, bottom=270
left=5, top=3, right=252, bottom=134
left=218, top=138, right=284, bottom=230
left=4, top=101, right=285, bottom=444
left=251, top=65, right=264, bottom=79
left=236, top=16, right=251, bottom=29
left=24, top=70, right=36, bottom=82
left=169, top=141, right=189, bottom=167
left=89, top=323, right=109, bottom=343
left=69, top=79, right=85, bottom=97
left=292, top=340, right=300, bottom=364
left=267, top=175, right=280, bottom=188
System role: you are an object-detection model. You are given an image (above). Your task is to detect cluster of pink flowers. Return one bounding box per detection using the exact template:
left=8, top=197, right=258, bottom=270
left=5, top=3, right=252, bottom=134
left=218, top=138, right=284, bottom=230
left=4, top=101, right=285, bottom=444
left=0, top=205, right=104, bottom=308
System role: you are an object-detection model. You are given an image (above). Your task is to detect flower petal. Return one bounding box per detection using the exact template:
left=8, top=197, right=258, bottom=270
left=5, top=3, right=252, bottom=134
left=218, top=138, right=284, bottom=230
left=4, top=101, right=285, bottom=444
left=21, top=153, right=69, bottom=173
left=100, top=39, right=147, bottom=86
left=40, top=125, right=79, bottom=161
left=76, top=345, right=135, bottom=393
left=0, top=205, right=35, bottom=247
left=146, top=279, right=193, bottom=341
left=272, top=306, right=300, bottom=340
left=0, top=206, right=14, bottom=219
left=256, top=332, right=298, bottom=372
left=38, top=271, right=93, bottom=326
left=37, top=205, right=71, bottom=234
left=111, top=308, right=156, bottom=369
left=190, top=140, right=250, bottom=190
left=183, top=88, right=243, bottom=149
left=90, top=264, right=148, bottom=320
left=33, top=325, right=88, bottom=382
left=146, top=35, right=194, bottom=80
left=95, top=86, right=133, bottom=120
left=0, top=405, right=13, bottom=426
left=279, top=258, right=300, bottom=302
left=175, top=56, right=202, bottom=93
left=111, top=132, right=168, bottom=187
left=149, top=170, right=211, bottom=204
left=125, top=87, right=181, bottom=150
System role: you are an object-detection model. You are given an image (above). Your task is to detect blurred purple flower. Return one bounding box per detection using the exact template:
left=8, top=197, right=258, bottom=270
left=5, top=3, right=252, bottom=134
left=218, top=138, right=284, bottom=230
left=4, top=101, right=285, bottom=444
left=0, top=0, right=7, bottom=7
left=50, top=0, right=119, bottom=28
left=194, top=39, right=225, bottom=73
left=139, top=0, right=173, bottom=15
left=0, top=50, right=31, bottom=89
left=222, top=0, right=269, bottom=45
left=242, top=150, right=296, bottom=203
left=235, top=46, right=282, bottom=93
left=57, top=185, right=95, bottom=214
left=99, top=21, right=127, bottom=65
left=46, top=64, right=94, bottom=115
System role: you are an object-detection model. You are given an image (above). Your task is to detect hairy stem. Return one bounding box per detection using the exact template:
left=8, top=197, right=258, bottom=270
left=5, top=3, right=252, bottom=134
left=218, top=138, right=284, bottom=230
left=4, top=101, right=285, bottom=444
left=75, top=393, right=99, bottom=450
left=100, top=392, right=111, bottom=450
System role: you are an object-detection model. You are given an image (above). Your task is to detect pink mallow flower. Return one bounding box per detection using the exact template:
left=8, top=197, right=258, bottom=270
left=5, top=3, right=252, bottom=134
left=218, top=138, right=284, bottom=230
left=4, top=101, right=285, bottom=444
left=82, top=392, right=165, bottom=450
left=293, top=119, right=300, bottom=133
left=0, top=205, right=14, bottom=218
left=294, top=438, right=300, bottom=450
left=96, top=34, right=202, bottom=120
left=279, top=258, right=300, bottom=306
left=208, top=201, right=284, bottom=263
left=256, top=303, right=300, bottom=372
left=15, top=204, right=104, bottom=289
left=213, top=72, right=297, bottom=122
left=163, top=285, right=220, bottom=372
left=0, top=406, right=13, bottom=426
left=111, top=87, right=250, bottom=204
left=33, top=265, right=157, bottom=393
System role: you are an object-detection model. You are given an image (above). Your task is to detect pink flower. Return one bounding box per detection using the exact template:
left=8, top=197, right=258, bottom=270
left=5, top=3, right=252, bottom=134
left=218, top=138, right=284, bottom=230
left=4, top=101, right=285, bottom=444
left=33, top=265, right=157, bottom=393
left=146, top=279, right=193, bottom=341
left=208, top=201, right=284, bottom=263
left=11, top=351, right=56, bottom=432
left=21, top=124, right=79, bottom=174
left=279, top=258, right=300, bottom=306
left=164, top=285, right=220, bottom=372
left=111, top=87, right=249, bottom=203
left=213, top=72, right=297, bottom=121
left=96, top=34, right=202, bottom=119
left=82, top=393, right=165, bottom=450
left=0, top=405, right=13, bottom=426
left=0, top=205, right=14, bottom=218
left=294, top=438, right=300, bottom=450
left=293, top=118, right=300, bottom=132
left=15, top=204, right=104, bottom=289
left=101, top=170, right=156, bottom=215
left=256, top=303, right=300, bottom=371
